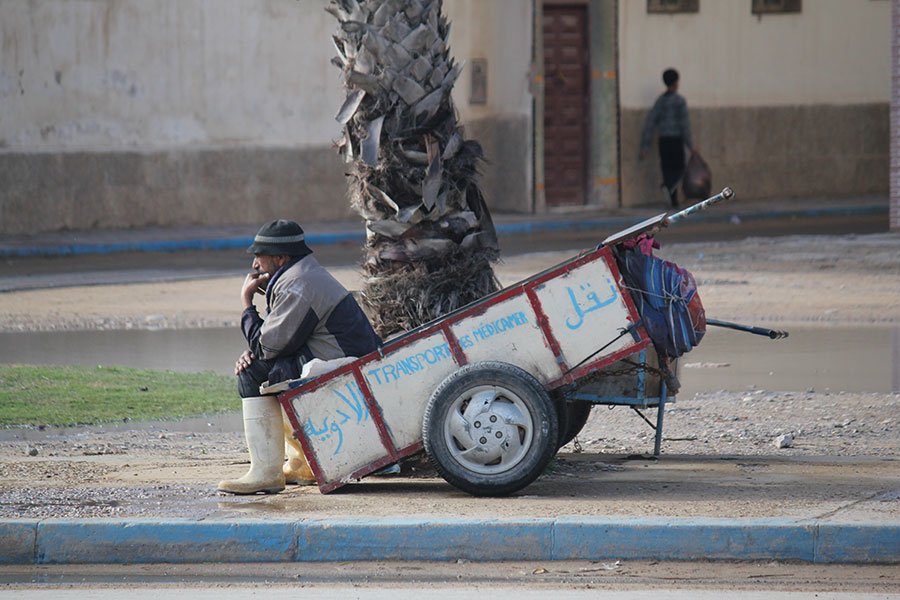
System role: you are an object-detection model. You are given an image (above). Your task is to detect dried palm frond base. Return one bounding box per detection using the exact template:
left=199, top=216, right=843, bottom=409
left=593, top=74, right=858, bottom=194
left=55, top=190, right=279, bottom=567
left=361, top=247, right=500, bottom=339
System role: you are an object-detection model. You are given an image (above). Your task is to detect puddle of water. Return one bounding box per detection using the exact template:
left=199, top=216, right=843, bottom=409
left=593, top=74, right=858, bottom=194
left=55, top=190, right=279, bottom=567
left=1, top=324, right=897, bottom=440
left=678, top=325, right=900, bottom=397
left=0, top=327, right=244, bottom=376
left=2, top=325, right=896, bottom=393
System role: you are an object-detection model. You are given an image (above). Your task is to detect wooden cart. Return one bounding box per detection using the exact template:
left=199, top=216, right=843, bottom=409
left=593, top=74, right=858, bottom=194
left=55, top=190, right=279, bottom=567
left=275, top=189, right=735, bottom=496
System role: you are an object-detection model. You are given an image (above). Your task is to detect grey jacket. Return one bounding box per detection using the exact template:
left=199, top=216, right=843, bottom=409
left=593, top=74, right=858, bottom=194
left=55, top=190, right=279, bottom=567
left=640, top=91, right=693, bottom=153
left=241, top=254, right=381, bottom=381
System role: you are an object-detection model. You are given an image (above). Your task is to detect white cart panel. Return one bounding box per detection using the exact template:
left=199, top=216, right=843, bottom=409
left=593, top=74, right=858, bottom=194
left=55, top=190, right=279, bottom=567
left=290, top=371, right=385, bottom=482
left=449, top=294, right=558, bottom=382
left=362, top=332, right=460, bottom=452
left=534, top=256, right=637, bottom=370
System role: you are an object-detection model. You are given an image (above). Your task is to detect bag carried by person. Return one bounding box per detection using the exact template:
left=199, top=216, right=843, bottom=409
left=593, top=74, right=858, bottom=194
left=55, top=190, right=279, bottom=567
left=682, top=150, right=711, bottom=200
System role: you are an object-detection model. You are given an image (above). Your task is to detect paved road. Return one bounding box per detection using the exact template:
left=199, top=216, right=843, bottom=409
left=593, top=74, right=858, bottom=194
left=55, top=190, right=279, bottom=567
left=2, top=560, right=900, bottom=597
left=4, top=587, right=898, bottom=599
left=0, top=211, right=888, bottom=292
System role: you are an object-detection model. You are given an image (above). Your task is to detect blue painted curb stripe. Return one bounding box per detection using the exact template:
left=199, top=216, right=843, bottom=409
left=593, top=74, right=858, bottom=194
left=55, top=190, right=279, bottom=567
left=2, top=518, right=898, bottom=564
left=0, top=520, right=38, bottom=564
left=553, top=517, right=817, bottom=562
left=36, top=519, right=296, bottom=564
left=298, top=519, right=553, bottom=561
left=816, top=523, right=900, bottom=563
left=0, top=232, right=364, bottom=258
left=0, top=205, right=886, bottom=258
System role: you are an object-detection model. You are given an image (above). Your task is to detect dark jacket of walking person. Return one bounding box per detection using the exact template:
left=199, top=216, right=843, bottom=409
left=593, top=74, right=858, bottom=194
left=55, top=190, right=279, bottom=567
left=639, top=68, right=696, bottom=207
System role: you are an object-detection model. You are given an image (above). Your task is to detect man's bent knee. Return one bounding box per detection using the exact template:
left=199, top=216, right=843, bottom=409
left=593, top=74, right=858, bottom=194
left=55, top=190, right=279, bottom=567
left=238, top=360, right=271, bottom=398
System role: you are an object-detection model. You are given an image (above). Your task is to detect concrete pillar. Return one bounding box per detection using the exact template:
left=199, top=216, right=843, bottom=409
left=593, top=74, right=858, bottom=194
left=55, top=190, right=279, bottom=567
left=892, top=0, right=900, bottom=230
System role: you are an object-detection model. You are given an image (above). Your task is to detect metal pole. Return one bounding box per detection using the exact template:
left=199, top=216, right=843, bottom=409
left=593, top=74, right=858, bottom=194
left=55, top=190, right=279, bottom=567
left=666, top=187, right=735, bottom=225
left=654, top=377, right=666, bottom=456
left=706, top=318, right=789, bottom=339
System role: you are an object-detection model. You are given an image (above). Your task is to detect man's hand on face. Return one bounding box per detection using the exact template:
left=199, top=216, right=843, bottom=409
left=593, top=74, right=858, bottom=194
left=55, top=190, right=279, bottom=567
left=241, top=272, right=270, bottom=308
left=243, top=254, right=286, bottom=308
left=234, top=349, right=255, bottom=375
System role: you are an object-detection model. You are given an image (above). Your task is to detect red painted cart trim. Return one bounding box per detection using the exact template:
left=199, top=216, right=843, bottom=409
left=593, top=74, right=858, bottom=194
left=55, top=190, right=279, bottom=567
left=524, top=284, right=569, bottom=373
left=280, top=246, right=630, bottom=405
left=317, top=452, right=398, bottom=494
left=278, top=358, right=360, bottom=403
left=600, top=249, right=644, bottom=326
left=529, top=251, right=595, bottom=286
left=316, top=441, right=427, bottom=494
left=353, top=365, right=400, bottom=462
left=441, top=323, right=468, bottom=367
left=399, top=440, right=425, bottom=456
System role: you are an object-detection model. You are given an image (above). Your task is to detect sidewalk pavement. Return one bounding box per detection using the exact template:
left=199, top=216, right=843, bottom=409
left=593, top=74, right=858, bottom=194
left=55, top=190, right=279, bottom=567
left=1, top=194, right=897, bottom=565
left=0, top=195, right=889, bottom=257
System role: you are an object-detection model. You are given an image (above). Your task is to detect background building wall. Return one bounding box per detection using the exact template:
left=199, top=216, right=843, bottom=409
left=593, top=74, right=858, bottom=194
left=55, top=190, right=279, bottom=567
left=3, top=0, right=890, bottom=234
left=0, top=0, right=350, bottom=234
left=618, top=0, right=892, bottom=207
left=588, top=0, right=620, bottom=209
left=0, top=0, right=533, bottom=235
left=444, top=0, right=534, bottom=214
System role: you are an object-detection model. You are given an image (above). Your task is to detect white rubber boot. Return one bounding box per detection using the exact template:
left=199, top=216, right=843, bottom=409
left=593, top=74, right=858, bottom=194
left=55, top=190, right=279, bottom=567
left=282, top=408, right=316, bottom=486
left=218, top=396, right=286, bottom=495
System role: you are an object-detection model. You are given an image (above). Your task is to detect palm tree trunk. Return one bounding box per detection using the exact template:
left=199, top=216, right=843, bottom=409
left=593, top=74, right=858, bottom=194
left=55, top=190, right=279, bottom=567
left=327, top=0, right=500, bottom=338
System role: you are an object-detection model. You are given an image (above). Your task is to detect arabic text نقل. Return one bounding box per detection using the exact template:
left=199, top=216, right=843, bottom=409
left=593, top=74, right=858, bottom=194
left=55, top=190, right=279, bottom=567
left=565, top=280, right=618, bottom=330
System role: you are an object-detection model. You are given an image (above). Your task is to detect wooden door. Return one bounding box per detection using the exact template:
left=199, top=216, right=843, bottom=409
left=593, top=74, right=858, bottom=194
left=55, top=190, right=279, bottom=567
left=542, top=3, right=590, bottom=207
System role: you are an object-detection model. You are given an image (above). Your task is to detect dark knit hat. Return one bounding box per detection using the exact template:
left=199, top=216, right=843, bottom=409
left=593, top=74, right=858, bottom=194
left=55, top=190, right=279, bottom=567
left=246, top=219, right=312, bottom=257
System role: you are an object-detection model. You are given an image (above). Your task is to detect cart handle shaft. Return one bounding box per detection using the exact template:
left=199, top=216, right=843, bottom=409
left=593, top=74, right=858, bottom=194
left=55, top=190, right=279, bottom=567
left=666, top=187, right=734, bottom=225
left=706, top=318, right=788, bottom=339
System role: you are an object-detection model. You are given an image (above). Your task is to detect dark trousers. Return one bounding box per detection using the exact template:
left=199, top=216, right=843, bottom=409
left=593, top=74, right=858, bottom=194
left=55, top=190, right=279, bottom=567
left=238, top=354, right=306, bottom=398
left=658, top=136, right=685, bottom=207
left=237, top=358, right=273, bottom=398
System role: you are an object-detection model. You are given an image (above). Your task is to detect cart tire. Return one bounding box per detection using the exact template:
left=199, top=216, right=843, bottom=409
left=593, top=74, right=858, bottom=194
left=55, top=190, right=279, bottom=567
left=422, top=361, right=558, bottom=497
left=558, top=400, right=592, bottom=448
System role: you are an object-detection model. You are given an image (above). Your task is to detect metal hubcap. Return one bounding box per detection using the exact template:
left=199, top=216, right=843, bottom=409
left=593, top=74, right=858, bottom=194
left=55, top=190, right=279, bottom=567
left=443, top=385, right=533, bottom=475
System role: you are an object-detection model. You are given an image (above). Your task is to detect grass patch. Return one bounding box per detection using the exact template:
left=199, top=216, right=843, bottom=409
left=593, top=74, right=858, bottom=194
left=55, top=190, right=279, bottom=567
left=0, top=364, right=239, bottom=427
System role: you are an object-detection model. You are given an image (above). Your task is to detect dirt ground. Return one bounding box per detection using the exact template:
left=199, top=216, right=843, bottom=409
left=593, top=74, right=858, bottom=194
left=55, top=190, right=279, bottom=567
left=1, top=232, right=899, bottom=520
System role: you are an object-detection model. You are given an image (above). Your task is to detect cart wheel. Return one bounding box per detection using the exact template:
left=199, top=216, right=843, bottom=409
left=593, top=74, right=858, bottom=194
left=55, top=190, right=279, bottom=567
left=422, top=361, right=558, bottom=497
left=558, top=400, right=592, bottom=449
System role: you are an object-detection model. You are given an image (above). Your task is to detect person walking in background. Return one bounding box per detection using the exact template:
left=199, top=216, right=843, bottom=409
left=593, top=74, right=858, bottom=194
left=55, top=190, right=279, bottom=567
left=639, top=68, right=697, bottom=208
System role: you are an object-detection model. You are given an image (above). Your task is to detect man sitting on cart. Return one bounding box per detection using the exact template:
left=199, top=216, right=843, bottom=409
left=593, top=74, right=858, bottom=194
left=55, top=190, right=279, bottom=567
left=219, top=219, right=382, bottom=495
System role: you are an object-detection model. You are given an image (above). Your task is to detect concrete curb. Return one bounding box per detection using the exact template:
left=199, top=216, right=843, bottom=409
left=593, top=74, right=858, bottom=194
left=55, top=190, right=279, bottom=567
left=0, top=204, right=887, bottom=258
left=2, top=518, right=898, bottom=564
